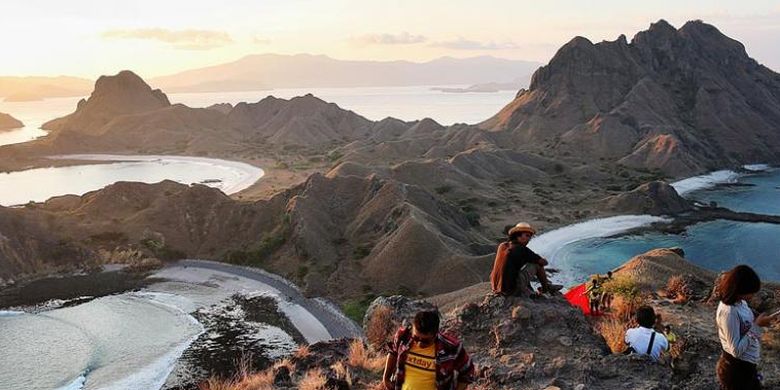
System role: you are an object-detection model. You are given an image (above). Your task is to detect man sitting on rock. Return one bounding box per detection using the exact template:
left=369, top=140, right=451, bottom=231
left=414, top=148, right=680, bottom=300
left=490, top=222, right=563, bottom=296
left=382, top=310, right=475, bottom=390
left=625, top=305, right=669, bottom=362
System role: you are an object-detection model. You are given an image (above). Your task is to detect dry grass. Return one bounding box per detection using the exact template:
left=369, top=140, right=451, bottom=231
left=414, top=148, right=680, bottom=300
left=611, top=294, right=646, bottom=322
left=298, top=368, right=328, bottom=390
left=598, top=318, right=629, bottom=353
left=365, top=305, right=395, bottom=349
left=665, top=275, right=692, bottom=303
left=669, top=337, right=687, bottom=360
left=763, top=323, right=780, bottom=351
left=330, top=361, right=353, bottom=386
left=198, top=353, right=275, bottom=390
left=294, top=343, right=311, bottom=359
left=347, top=339, right=385, bottom=372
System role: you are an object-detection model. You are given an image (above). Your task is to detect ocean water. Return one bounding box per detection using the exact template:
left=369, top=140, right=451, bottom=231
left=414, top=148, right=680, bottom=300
left=0, top=266, right=317, bottom=390
left=0, top=155, right=264, bottom=206
left=548, top=168, right=780, bottom=284
left=0, top=85, right=515, bottom=147
left=169, top=85, right=516, bottom=125
left=0, top=293, right=203, bottom=390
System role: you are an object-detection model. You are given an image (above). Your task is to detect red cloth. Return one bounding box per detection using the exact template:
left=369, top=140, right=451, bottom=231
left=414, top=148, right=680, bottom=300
left=564, top=283, right=591, bottom=315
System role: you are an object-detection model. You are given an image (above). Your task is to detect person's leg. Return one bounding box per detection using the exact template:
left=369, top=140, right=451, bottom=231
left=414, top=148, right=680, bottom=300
left=522, top=263, right=562, bottom=293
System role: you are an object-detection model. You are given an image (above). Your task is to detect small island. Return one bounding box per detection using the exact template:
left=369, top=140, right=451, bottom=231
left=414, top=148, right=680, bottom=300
left=0, top=112, right=23, bottom=131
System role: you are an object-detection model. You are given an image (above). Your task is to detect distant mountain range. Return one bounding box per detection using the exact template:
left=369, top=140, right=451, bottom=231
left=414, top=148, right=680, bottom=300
left=150, top=54, right=540, bottom=92
left=0, top=55, right=540, bottom=101
left=0, top=76, right=92, bottom=102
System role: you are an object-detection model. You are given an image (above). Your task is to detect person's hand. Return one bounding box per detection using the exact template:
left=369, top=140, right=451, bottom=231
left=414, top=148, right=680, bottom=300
left=756, top=310, right=780, bottom=327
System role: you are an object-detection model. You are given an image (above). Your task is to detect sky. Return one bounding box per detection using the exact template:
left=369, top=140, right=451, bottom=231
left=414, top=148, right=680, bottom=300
left=1, top=0, right=779, bottom=79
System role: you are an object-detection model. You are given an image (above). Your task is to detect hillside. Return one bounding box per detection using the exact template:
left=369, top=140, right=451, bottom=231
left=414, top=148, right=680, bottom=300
left=481, top=20, right=780, bottom=177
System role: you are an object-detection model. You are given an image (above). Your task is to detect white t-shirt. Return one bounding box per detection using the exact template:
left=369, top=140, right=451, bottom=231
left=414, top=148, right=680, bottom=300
left=625, top=326, right=669, bottom=361
left=717, top=300, right=762, bottom=364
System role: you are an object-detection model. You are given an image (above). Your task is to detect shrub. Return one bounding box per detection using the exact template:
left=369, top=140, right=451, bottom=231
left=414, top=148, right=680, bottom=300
left=353, top=245, right=373, bottom=259
left=347, top=339, right=385, bottom=372
left=602, top=274, right=641, bottom=299
left=343, top=295, right=376, bottom=324
left=434, top=185, right=453, bottom=194
left=611, top=294, right=646, bottom=322
left=598, top=318, right=628, bottom=354
left=666, top=275, right=693, bottom=303
left=298, top=368, right=327, bottom=390
left=365, top=305, right=395, bottom=349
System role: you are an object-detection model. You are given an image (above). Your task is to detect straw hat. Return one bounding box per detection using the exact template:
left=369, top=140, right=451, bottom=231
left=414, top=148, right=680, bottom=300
left=508, top=222, right=536, bottom=236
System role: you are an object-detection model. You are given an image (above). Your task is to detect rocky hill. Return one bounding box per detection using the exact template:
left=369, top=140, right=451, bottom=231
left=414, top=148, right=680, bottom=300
left=0, top=112, right=23, bottom=130
left=0, top=175, right=494, bottom=299
left=481, top=20, right=780, bottom=177
left=33, top=71, right=377, bottom=153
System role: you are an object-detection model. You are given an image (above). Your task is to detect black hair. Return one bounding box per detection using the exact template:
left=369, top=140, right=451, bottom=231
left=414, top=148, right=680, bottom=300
left=636, top=306, right=656, bottom=328
left=413, top=310, right=440, bottom=334
left=719, top=264, right=761, bottom=305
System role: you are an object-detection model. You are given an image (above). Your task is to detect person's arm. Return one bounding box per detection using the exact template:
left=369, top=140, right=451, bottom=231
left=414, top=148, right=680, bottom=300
left=718, top=307, right=753, bottom=358
left=756, top=311, right=780, bottom=327
left=454, top=345, right=475, bottom=389
left=382, top=352, right=397, bottom=390
left=525, top=247, right=547, bottom=266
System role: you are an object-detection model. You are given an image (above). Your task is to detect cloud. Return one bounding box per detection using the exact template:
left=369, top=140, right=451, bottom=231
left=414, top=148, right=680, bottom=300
left=431, top=37, right=521, bottom=50
left=351, top=32, right=427, bottom=46
left=102, top=28, right=233, bottom=50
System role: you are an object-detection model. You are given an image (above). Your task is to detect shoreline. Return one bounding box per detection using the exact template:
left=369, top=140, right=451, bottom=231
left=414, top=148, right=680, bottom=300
left=534, top=164, right=776, bottom=287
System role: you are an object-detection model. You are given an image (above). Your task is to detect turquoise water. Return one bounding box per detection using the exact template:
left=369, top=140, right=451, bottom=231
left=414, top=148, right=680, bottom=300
left=686, top=169, right=780, bottom=216
left=553, top=168, right=780, bottom=283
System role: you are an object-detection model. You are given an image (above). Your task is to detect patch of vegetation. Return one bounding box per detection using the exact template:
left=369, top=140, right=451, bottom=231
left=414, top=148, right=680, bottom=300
left=434, top=185, right=453, bottom=194
left=327, top=150, right=344, bottom=162
left=87, top=231, right=128, bottom=245
left=140, top=238, right=186, bottom=261
left=223, top=215, right=291, bottom=266
left=296, top=265, right=309, bottom=279
left=342, top=294, right=377, bottom=323
left=353, top=245, right=373, bottom=259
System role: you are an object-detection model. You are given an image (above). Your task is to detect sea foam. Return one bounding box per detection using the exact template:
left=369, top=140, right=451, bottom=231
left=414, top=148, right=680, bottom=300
left=670, top=169, right=740, bottom=196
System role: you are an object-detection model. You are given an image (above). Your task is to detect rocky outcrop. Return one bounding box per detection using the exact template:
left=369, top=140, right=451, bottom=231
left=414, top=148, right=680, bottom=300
left=42, top=70, right=171, bottom=135
left=482, top=20, right=780, bottom=177
left=0, top=112, right=23, bottom=130
left=225, top=94, right=373, bottom=145
left=603, top=181, right=692, bottom=215
left=0, top=174, right=495, bottom=300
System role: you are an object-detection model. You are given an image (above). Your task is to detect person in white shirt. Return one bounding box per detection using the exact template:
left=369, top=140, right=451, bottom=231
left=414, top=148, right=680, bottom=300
left=624, top=305, right=669, bottom=362
left=716, top=264, right=779, bottom=390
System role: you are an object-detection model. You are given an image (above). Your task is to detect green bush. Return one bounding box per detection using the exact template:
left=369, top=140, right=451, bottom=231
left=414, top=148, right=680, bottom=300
left=342, top=294, right=377, bottom=323
left=434, top=185, right=453, bottom=194
left=602, top=274, right=641, bottom=299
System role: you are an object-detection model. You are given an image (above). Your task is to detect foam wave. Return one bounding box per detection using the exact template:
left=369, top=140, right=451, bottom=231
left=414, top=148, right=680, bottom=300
left=743, top=164, right=771, bottom=172
left=0, top=310, right=25, bottom=317
left=55, top=374, right=86, bottom=390
left=670, top=169, right=739, bottom=196
left=99, top=294, right=205, bottom=390
left=528, top=215, right=670, bottom=287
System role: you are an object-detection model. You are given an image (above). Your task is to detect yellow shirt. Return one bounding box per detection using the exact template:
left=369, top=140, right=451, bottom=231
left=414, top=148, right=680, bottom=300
left=402, top=343, right=436, bottom=390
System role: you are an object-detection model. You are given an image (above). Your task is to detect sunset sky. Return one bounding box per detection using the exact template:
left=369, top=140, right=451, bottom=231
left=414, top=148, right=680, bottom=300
left=2, top=0, right=779, bottom=78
